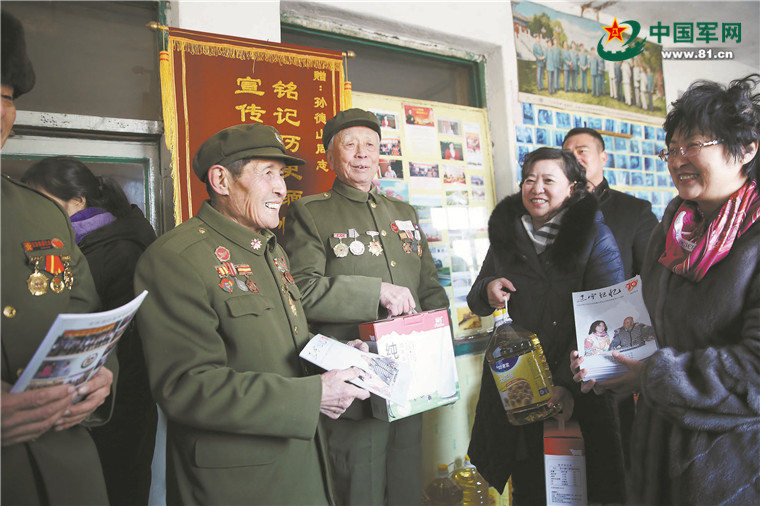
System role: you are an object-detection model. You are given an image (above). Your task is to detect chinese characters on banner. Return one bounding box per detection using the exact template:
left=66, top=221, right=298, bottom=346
left=159, top=27, right=344, bottom=238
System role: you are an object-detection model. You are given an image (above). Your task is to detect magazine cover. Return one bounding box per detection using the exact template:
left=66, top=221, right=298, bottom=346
left=572, top=276, right=658, bottom=381
left=299, top=334, right=412, bottom=405
left=12, top=290, right=148, bottom=394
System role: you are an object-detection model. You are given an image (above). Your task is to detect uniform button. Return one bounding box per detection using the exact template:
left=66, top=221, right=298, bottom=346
left=294, top=326, right=299, bottom=335
left=552, top=321, right=558, bottom=326
left=16, top=368, right=24, bottom=378
left=381, top=230, right=387, bottom=236
left=390, top=260, right=397, bottom=267
left=198, top=228, right=206, bottom=234
left=3, top=306, right=16, bottom=318
left=370, top=202, right=377, bottom=209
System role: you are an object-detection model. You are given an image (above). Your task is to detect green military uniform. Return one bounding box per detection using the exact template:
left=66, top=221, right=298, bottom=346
left=1, top=175, right=108, bottom=505
left=135, top=200, right=334, bottom=505
left=285, top=177, right=449, bottom=505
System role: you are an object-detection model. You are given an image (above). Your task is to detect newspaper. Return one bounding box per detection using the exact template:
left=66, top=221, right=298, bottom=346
left=11, top=290, right=148, bottom=395
left=572, top=276, right=658, bottom=381
left=299, top=334, right=412, bottom=405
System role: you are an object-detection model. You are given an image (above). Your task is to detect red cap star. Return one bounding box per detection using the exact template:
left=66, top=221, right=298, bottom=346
left=602, top=18, right=628, bottom=44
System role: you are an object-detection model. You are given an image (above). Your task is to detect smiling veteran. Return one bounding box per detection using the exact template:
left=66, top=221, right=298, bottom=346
left=134, top=124, right=369, bottom=505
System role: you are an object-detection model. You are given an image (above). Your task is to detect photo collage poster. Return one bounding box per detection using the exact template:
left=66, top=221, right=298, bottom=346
left=353, top=92, right=496, bottom=345
left=517, top=100, right=676, bottom=219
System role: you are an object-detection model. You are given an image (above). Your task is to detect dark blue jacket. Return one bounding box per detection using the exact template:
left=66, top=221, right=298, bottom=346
left=467, top=192, right=626, bottom=503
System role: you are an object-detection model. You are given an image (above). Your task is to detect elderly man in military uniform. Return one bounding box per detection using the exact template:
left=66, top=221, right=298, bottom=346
left=134, top=123, right=369, bottom=505
left=285, top=108, right=449, bottom=505
left=1, top=10, right=114, bottom=504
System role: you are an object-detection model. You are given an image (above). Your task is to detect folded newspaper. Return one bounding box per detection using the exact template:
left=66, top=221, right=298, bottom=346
left=11, top=290, right=148, bottom=395
left=572, top=276, right=658, bottom=381
left=299, top=334, right=412, bottom=405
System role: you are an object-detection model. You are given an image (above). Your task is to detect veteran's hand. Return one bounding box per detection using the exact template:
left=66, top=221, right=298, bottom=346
left=1, top=380, right=75, bottom=446
left=55, top=367, right=113, bottom=431
left=549, top=385, right=574, bottom=423
left=486, top=278, right=516, bottom=309
left=320, top=367, right=371, bottom=419
left=379, top=282, right=416, bottom=316
left=346, top=339, right=369, bottom=353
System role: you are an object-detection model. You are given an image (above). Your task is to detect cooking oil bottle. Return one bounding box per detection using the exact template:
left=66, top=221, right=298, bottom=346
left=486, top=304, right=560, bottom=425
left=451, top=456, right=492, bottom=505
left=424, top=464, right=464, bottom=505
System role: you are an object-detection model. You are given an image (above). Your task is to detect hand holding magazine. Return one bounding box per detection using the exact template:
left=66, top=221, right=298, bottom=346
left=11, top=290, right=148, bottom=396
left=300, top=334, right=412, bottom=405
left=572, top=277, right=658, bottom=381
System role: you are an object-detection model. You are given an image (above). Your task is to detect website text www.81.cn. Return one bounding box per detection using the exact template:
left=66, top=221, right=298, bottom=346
left=661, top=48, right=735, bottom=60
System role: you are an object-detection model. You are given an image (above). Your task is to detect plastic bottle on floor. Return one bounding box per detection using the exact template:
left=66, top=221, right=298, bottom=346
left=451, top=456, right=493, bottom=505
left=424, top=464, right=464, bottom=505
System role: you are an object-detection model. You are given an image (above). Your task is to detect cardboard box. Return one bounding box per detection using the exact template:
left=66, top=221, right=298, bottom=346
left=544, top=419, right=588, bottom=506
left=358, top=309, right=459, bottom=421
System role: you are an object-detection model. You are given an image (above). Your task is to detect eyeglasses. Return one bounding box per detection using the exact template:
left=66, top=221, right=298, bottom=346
left=658, top=139, right=724, bottom=162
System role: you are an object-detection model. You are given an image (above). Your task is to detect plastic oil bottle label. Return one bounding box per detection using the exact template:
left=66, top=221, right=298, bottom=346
left=489, top=351, right=552, bottom=411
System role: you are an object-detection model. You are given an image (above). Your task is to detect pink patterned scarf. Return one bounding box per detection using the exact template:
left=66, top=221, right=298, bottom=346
left=659, top=180, right=760, bottom=281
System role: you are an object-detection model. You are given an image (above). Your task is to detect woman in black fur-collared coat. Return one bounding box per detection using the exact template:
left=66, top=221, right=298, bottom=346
left=467, top=147, right=626, bottom=505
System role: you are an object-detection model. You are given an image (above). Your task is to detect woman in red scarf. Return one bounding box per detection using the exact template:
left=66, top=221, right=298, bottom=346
left=572, top=74, right=760, bottom=505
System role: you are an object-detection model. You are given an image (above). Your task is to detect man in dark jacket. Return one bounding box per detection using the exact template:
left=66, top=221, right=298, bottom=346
left=563, top=127, right=658, bottom=279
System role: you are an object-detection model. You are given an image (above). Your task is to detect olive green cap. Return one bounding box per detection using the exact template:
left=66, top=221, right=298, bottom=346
left=323, top=108, right=381, bottom=150
left=192, top=124, right=305, bottom=182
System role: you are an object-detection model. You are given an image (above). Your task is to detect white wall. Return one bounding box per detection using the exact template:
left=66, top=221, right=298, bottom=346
left=166, top=0, right=282, bottom=42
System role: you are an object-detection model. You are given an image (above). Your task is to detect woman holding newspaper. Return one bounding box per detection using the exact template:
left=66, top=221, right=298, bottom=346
left=572, top=74, right=760, bottom=505
left=467, top=147, right=626, bottom=505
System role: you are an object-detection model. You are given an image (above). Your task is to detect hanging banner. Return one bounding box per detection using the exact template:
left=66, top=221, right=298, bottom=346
left=159, top=27, right=345, bottom=232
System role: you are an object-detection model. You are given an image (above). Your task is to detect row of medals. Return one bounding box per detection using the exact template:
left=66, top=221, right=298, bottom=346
left=214, top=246, right=298, bottom=316
left=333, top=225, right=422, bottom=259
left=27, top=255, right=74, bottom=296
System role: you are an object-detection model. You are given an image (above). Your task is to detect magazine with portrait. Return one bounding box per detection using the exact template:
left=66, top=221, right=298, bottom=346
left=11, top=290, right=149, bottom=397
left=572, top=276, right=658, bottom=381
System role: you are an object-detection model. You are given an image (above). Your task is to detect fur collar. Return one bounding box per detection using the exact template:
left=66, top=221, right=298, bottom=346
left=488, top=192, right=600, bottom=271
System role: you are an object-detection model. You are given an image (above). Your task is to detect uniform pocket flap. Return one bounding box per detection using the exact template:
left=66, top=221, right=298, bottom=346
left=226, top=295, right=273, bottom=317
left=194, top=434, right=286, bottom=468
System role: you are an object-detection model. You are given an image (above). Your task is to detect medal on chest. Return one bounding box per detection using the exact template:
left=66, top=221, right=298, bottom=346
left=366, top=231, right=383, bottom=256
left=348, top=228, right=365, bottom=256
left=333, top=233, right=349, bottom=258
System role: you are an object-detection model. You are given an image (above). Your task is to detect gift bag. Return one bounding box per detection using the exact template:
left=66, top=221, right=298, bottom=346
left=358, top=309, right=459, bottom=421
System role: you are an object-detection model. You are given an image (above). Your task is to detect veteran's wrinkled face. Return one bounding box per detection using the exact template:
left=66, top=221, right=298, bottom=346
left=327, top=126, right=379, bottom=192
left=1, top=85, right=17, bottom=148
left=219, top=159, right=287, bottom=233
left=623, top=317, right=634, bottom=330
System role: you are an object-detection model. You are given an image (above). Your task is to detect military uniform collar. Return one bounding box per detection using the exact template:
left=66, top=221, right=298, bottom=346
left=198, top=201, right=275, bottom=256
left=331, top=177, right=378, bottom=203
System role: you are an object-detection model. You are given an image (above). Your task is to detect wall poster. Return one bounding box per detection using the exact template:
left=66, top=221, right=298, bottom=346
left=353, top=92, right=496, bottom=347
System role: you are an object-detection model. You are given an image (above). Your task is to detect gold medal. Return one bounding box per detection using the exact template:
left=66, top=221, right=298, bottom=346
left=50, top=277, right=66, bottom=294
left=27, top=258, right=49, bottom=296
left=366, top=231, right=383, bottom=256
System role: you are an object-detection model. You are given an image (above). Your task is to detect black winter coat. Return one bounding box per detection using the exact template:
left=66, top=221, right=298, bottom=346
left=81, top=205, right=158, bottom=506
left=467, top=193, right=627, bottom=503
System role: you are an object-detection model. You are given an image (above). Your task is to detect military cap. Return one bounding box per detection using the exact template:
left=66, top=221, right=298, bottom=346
left=192, top=124, right=306, bottom=182
left=1, top=11, right=36, bottom=98
left=323, top=108, right=381, bottom=150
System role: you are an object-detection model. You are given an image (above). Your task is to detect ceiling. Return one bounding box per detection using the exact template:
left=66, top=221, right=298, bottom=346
left=560, top=1, right=759, bottom=70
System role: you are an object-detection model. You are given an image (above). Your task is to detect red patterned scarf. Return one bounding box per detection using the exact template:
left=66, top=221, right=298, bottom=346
left=659, top=180, right=760, bottom=281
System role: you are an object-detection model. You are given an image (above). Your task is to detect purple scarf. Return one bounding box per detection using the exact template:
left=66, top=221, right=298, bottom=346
left=70, top=207, right=116, bottom=243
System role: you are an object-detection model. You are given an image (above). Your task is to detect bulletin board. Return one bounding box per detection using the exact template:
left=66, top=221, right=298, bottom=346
left=353, top=92, right=497, bottom=346
left=516, top=99, right=676, bottom=219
